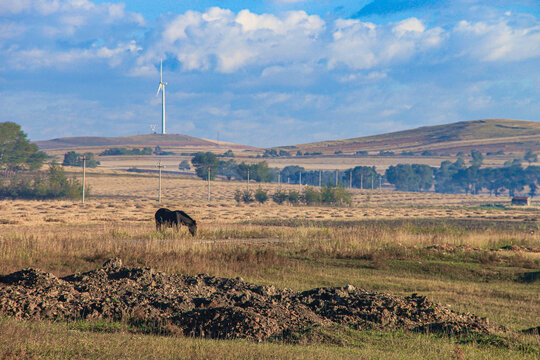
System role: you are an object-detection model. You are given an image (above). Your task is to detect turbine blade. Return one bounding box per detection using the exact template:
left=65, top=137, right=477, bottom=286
left=156, top=84, right=162, bottom=96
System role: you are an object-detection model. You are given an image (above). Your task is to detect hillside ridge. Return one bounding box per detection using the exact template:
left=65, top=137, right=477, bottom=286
left=35, top=133, right=255, bottom=150
left=277, top=119, right=540, bottom=154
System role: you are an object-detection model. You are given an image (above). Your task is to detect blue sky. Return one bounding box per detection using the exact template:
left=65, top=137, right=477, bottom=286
left=0, top=1, right=539, bottom=147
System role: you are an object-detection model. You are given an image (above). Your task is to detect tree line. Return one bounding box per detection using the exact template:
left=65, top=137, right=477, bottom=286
left=191, top=152, right=381, bottom=188
left=385, top=152, right=540, bottom=196
left=192, top=150, right=540, bottom=197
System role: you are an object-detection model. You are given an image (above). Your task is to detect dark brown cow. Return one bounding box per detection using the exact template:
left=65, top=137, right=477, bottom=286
left=155, top=208, right=197, bottom=236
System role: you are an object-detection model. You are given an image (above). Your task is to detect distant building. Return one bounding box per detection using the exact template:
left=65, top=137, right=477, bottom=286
left=511, top=196, right=531, bottom=206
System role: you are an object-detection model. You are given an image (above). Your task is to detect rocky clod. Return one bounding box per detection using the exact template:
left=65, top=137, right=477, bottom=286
left=0, top=259, right=505, bottom=341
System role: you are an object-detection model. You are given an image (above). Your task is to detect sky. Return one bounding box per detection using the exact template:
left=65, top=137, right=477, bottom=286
left=0, top=0, right=539, bottom=147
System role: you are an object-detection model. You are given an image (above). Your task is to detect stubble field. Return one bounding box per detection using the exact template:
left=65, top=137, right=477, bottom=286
left=1, top=170, right=539, bottom=359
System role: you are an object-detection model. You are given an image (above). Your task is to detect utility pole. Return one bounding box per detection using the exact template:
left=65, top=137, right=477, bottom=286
left=361, top=174, right=363, bottom=189
left=335, top=170, right=338, bottom=187
left=82, top=154, right=86, bottom=203
left=157, top=161, right=165, bottom=202
left=349, top=170, right=352, bottom=189
left=278, top=172, right=281, bottom=189
left=379, top=175, right=382, bottom=190
left=319, top=170, right=322, bottom=187
left=207, top=168, right=211, bottom=201
left=371, top=175, right=374, bottom=190
left=299, top=171, right=302, bottom=186
left=247, top=168, right=250, bottom=192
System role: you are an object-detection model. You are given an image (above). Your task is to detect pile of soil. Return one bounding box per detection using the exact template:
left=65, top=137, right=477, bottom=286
left=0, top=259, right=503, bottom=342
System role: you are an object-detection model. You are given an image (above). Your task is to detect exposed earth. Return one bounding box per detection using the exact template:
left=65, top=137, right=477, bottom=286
left=0, top=259, right=508, bottom=342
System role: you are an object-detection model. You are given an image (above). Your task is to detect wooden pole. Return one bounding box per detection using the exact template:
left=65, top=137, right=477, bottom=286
left=82, top=154, right=86, bottom=203
left=349, top=170, right=352, bottom=189
left=156, top=161, right=165, bottom=203
left=247, top=168, right=250, bottom=192
left=319, top=170, right=321, bottom=187
left=207, top=167, right=210, bottom=201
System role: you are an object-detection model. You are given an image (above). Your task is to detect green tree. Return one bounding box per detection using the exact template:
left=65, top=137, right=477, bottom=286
left=62, top=151, right=99, bottom=168
left=62, top=151, right=79, bottom=166
left=237, top=162, right=274, bottom=182
left=191, top=152, right=219, bottom=180
left=254, top=188, right=268, bottom=203
left=524, top=150, right=538, bottom=165
left=278, top=150, right=290, bottom=157
left=0, top=122, right=46, bottom=171
left=470, top=149, right=483, bottom=168
left=302, top=186, right=321, bottom=205
left=412, top=164, right=434, bottom=191
left=345, top=166, right=378, bottom=189
left=272, top=189, right=288, bottom=204
left=434, top=160, right=463, bottom=193
left=178, top=160, right=191, bottom=170
left=385, top=164, right=433, bottom=192
left=222, top=149, right=234, bottom=157
left=386, top=165, right=415, bottom=191
left=217, top=159, right=238, bottom=180
left=287, top=190, right=300, bottom=204
left=280, top=165, right=305, bottom=184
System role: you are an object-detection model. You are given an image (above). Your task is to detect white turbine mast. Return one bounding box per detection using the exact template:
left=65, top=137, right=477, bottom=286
left=156, top=59, right=167, bottom=135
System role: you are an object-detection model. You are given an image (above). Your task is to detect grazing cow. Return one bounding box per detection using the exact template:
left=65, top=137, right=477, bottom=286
left=155, top=208, right=197, bottom=236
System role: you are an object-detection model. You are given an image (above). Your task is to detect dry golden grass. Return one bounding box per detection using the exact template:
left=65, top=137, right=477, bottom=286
left=1, top=170, right=539, bottom=358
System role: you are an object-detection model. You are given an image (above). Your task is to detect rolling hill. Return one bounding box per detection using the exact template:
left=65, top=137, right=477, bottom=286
left=34, top=119, right=540, bottom=160
left=35, top=133, right=255, bottom=151
left=275, top=119, right=540, bottom=155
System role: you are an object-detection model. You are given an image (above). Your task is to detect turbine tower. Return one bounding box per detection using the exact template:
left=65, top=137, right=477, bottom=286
left=156, top=59, right=167, bottom=135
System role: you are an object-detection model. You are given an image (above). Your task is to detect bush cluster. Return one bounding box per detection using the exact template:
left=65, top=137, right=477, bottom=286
left=100, top=147, right=152, bottom=156
left=235, top=186, right=351, bottom=206
left=0, top=165, right=86, bottom=200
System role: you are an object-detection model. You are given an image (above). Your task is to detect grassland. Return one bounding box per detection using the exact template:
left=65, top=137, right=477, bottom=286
left=1, top=172, right=539, bottom=359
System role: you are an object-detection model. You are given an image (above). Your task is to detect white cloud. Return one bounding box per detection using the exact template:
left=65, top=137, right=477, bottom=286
left=9, top=41, right=140, bottom=69
left=0, top=22, right=26, bottom=40
left=153, top=8, right=324, bottom=73
left=454, top=19, right=540, bottom=62
left=0, top=0, right=144, bottom=72
left=392, top=18, right=425, bottom=37
left=327, top=18, right=443, bottom=70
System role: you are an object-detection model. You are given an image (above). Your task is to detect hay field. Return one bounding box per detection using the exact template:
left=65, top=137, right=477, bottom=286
left=27, top=169, right=537, bottom=223
left=1, top=170, right=539, bottom=359
left=62, top=152, right=516, bottom=173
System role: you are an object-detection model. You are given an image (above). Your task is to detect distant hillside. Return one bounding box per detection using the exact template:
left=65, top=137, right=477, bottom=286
left=276, top=119, right=540, bottom=155
left=35, top=134, right=254, bottom=151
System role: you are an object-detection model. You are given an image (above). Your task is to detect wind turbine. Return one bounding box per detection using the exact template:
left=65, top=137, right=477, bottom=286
left=156, top=59, right=167, bottom=135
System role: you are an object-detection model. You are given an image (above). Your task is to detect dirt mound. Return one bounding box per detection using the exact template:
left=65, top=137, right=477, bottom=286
left=0, top=259, right=504, bottom=342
